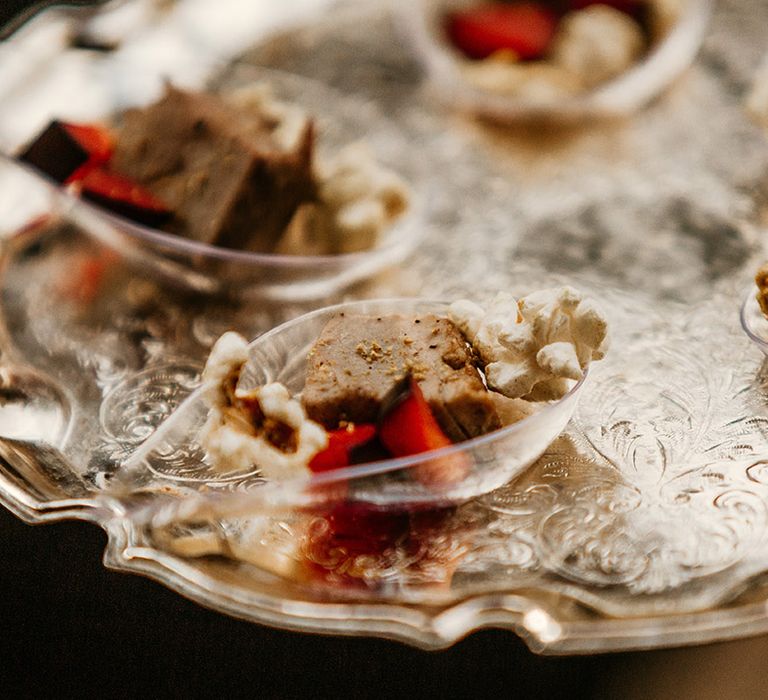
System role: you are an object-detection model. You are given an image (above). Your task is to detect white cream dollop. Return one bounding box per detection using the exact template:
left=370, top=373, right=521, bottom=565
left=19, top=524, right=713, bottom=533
left=316, top=141, right=411, bottom=253
left=549, top=6, right=645, bottom=89
left=200, top=332, right=327, bottom=479
left=450, top=287, right=608, bottom=401
left=201, top=330, right=249, bottom=388
left=273, top=142, right=411, bottom=256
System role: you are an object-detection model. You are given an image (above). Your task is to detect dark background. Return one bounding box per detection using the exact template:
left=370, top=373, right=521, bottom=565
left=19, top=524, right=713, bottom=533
left=2, top=2, right=768, bottom=698
left=4, top=504, right=767, bottom=700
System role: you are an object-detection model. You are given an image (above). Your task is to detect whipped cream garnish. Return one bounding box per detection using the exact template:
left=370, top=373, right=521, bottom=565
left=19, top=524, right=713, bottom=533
left=550, top=6, right=644, bottom=89
left=228, top=86, right=410, bottom=255
left=200, top=332, right=327, bottom=478
left=450, top=287, right=608, bottom=401
left=315, top=141, right=410, bottom=253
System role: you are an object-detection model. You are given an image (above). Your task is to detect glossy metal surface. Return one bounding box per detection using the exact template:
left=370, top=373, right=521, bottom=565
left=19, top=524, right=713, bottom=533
left=1, top=0, right=768, bottom=653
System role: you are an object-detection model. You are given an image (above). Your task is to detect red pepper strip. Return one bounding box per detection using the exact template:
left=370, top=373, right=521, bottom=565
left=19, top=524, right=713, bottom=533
left=379, top=379, right=471, bottom=488
left=62, top=123, right=115, bottom=183
left=78, top=167, right=172, bottom=228
left=446, top=3, right=558, bottom=61
left=309, top=424, right=377, bottom=473
left=63, top=123, right=114, bottom=164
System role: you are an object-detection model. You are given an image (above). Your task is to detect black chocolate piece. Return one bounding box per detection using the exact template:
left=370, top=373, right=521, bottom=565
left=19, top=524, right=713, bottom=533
left=18, top=120, right=89, bottom=183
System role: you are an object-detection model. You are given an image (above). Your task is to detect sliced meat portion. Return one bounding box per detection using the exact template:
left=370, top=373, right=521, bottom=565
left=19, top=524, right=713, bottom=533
left=112, top=86, right=315, bottom=251
left=302, top=313, right=500, bottom=441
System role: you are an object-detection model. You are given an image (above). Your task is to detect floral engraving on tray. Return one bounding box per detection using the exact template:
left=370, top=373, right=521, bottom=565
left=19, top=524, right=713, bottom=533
left=470, top=317, right=768, bottom=595
left=96, top=362, right=201, bottom=466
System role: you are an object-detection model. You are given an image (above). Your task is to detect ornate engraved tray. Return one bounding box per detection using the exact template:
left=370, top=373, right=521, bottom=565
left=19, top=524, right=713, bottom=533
left=2, top=0, right=768, bottom=653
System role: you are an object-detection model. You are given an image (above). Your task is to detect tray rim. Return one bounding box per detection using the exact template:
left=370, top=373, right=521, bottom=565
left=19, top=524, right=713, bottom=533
left=1, top=0, right=767, bottom=656
left=2, top=474, right=768, bottom=655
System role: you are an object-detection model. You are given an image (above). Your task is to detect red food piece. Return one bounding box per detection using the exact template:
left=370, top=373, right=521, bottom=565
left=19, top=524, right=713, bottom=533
left=446, top=3, right=558, bottom=61
left=63, top=123, right=116, bottom=183
left=63, top=123, right=114, bottom=165
left=379, top=379, right=471, bottom=487
left=309, top=424, right=378, bottom=473
left=78, top=167, right=172, bottom=228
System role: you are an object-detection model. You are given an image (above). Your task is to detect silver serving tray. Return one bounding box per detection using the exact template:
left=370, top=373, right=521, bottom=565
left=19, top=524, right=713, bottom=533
left=2, top=0, right=768, bottom=653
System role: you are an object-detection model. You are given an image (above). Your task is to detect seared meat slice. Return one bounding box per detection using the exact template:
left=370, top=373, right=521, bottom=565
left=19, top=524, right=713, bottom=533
left=301, top=313, right=500, bottom=441
left=112, top=86, right=315, bottom=251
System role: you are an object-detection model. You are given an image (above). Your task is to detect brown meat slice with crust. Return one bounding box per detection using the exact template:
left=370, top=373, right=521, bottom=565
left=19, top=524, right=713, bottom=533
left=301, top=313, right=501, bottom=441
left=112, top=86, right=315, bottom=252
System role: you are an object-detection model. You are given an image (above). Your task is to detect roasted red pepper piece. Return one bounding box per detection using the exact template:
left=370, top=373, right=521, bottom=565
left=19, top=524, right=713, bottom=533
left=379, top=379, right=471, bottom=487
left=63, top=123, right=116, bottom=182
left=78, top=167, right=172, bottom=228
left=63, top=123, right=114, bottom=166
left=446, top=3, right=558, bottom=61
left=309, top=424, right=378, bottom=473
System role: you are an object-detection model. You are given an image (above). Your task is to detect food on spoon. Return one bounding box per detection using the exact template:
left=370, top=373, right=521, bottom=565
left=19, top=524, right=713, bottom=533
left=450, top=287, right=608, bottom=400
left=301, top=312, right=500, bottom=440
left=309, top=423, right=378, bottom=472
left=199, top=288, right=608, bottom=484
left=198, top=332, right=328, bottom=479
left=443, top=0, right=673, bottom=102
left=112, top=87, right=316, bottom=251
left=16, top=84, right=410, bottom=256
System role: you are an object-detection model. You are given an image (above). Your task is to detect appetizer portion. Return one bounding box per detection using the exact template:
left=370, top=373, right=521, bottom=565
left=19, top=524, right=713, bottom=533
left=443, top=0, right=679, bottom=101
left=199, top=288, right=608, bottom=484
left=301, top=312, right=500, bottom=439
left=17, top=84, right=410, bottom=256
left=449, top=287, right=608, bottom=400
